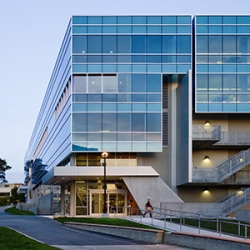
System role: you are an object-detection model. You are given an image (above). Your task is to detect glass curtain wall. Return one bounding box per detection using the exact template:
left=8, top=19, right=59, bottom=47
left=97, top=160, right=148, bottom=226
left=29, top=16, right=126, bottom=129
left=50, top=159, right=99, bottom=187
left=195, top=15, right=250, bottom=112
left=71, top=15, right=192, bottom=153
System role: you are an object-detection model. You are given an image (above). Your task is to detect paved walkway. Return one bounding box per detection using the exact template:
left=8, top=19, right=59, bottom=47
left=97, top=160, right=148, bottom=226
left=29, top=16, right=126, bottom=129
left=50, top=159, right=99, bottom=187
left=0, top=207, right=192, bottom=250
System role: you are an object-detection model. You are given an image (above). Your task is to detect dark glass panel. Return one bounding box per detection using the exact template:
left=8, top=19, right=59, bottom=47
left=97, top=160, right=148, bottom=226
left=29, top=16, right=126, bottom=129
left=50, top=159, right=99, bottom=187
left=132, top=55, right=146, bottom=63
left=177, top=36, right=191, bottom=53
left=103, top=113, right=117, bottom=132
left=88, top=56, right=102, bottom=63
left=87, top=94, right=102, bottom=102
left=72, top=36, right=87, bottom=53
left=72, top=55, right=87, bottom=63
left=147, top=36, right=161, bottom=53
left=117, top=113, right=131, bottom=131
left=103, top=36, right=117, bottom=53
left=223, top=36, right=236, bottom=53
left=162, top=36, right=176, bottom=53
left=147, top=113, right=161, bottom=132
left=88, top=36, right=102, bottom=53
left=87, top=113, right=102, bottom=131
left=196, top=36, right=208, bottom=53
left=72, top=94, right=87, bottom=102
left=132, top=36, right=146, bottom=53
left=147, top=56, right=161, bottom=63
left=131, top=74, right=146, bottom=92
left=209, top=36, right=222, bottom=53
left=132, top=113, right=145, bottom=132
left=117, top=36, right=131, bottom=53
left=132, top=94, right=146, bottom=102
left=147, top=74, right=161, bottom=92
left=72, top=113, right=87, bottom=132
left=103, top=94, right=117, bottom=102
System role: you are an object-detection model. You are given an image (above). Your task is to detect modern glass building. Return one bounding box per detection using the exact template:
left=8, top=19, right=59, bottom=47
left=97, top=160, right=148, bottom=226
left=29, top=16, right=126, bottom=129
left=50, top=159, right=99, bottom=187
left=24, top=15, right=250, bottom=216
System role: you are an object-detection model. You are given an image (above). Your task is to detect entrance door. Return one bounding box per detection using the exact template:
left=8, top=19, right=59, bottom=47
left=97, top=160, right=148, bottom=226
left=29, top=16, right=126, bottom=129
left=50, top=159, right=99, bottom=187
left=90, top=189, right=127, bottom=215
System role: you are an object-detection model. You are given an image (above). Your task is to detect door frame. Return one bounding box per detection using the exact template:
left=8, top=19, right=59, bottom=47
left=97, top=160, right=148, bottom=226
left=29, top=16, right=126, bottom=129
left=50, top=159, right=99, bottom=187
left=89, top=189, right=127, bottom=215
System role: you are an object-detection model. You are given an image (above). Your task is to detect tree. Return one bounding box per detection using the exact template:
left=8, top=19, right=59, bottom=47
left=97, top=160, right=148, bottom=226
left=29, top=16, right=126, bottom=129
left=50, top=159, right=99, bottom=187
left=0, top=158, right=11, bottom=183
left=10, top=187, right=25, bottom=204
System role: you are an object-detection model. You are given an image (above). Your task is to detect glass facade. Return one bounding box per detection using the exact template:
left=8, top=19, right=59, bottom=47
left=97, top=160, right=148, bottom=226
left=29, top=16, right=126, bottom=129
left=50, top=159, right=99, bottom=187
left=71, top=15, right=192, bottom=152
left=195, top=15, right=250, bottom=112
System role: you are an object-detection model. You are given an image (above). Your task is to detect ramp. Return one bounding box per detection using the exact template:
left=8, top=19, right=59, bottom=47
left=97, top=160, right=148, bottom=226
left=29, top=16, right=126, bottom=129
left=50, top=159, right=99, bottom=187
left=123, top=176, right=183, bottom=210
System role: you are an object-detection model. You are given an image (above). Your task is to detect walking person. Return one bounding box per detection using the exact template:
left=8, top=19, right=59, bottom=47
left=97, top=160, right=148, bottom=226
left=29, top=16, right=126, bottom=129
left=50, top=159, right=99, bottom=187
left=143, top=198, right=153, bottom=218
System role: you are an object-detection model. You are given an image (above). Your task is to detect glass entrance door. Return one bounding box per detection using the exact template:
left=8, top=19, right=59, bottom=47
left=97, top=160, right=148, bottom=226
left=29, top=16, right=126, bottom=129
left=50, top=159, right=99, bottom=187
left=90, top=189, right=127, bottom=215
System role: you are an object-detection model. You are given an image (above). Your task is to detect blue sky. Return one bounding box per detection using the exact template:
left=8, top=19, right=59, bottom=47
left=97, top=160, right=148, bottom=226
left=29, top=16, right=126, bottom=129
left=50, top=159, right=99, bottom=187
left=0, top=0, right=249, bottom=183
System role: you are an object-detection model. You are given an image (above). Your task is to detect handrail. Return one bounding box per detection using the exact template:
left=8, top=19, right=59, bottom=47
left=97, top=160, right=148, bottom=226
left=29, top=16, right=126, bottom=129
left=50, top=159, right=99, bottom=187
left=127, top=206, right=250, bottom=240
left=193, top=148, right=250, bottom=182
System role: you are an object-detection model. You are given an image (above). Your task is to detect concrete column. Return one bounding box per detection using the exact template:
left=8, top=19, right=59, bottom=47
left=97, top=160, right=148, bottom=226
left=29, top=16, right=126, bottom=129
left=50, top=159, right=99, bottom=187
left=61, top=184, right=65, bottom=215
left=70, top=181, right=76, bottom=216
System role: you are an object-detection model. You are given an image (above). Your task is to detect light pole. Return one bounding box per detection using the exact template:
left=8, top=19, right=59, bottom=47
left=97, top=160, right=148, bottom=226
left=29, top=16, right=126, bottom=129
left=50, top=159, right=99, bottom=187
left=102, top=152, right=108, bottom=215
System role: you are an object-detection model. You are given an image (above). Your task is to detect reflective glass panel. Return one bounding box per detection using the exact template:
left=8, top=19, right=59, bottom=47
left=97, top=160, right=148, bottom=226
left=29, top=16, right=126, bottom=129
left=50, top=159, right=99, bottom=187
left=117, top=36, right=131, bottom=53
left=87, top=114, right=102, bottom=131
left=132, top=113, right=145, bottom=131
left=103, top=75, right=117, bottom=92
left=103, top=114, right=116, bottom=131
left=131, top=74, right=146, bottom=92
left=73, top=36, right=87, bottom=53
left=132, top=36, right=146, bottom=53
left=162, top=36, right=176, bottom=53
left=118, top=74, right=131, bottom=92
left=117, top=113, right=131, bottom=131
left=73, top=76, right=87, bottom=93
left=88, top=36, right=102, bottom=53
left=147, top=36, right=161, bottom=53
left=88, top=75, right=102, bottom=92
left=103, top=36, right=117, bottom=53
left=72, top=113, right=87, bottom=132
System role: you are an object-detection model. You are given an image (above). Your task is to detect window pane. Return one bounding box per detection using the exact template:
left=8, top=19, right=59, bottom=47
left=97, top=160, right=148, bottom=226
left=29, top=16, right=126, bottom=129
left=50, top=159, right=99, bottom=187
left=209, top=75, right=222, bottom=92
left=103, top=75, right=117, bottom=92
left=72, top=113, right=87, bottom=132
left=72, top=36, right=87, bottom=53
left=147, top=74, right=161, bottom=92
left=118, top=74, right=131, bottom=92
left=103, top=114, right=116, bottom=131
left=88, top=114, right=101, bottom=131
left=132, top=36, right=146, bottom=53
left=131, top=74, right=146, bottom=92
left=197, top=36, right=208, bottom=53
left=223, top=36, right=236, bottom=53
left=196, top=74, right=208, bottom=92
left=177, top=36, right=191, bottom=53
left=132, top=113, right=145, bottom=131
left=147, top=114, right=161, bottom=132
left=147, top=36, right=161, bottom=53
left=209, top=36, right=222, bottom=53
left=162, top=36, right=176, bottom=53
left=118, top=114, right=131, bottom=131
left=223, top=75, right=236, bottom=92
left=88, top=36, right=102, bottom=53
left=73, top=76, right=87, bottom=93
left=117, top=36, right=131, bottom=53
left=103, top=36, right=117, bottom=53
left=88, top=75, right=102, bottom=92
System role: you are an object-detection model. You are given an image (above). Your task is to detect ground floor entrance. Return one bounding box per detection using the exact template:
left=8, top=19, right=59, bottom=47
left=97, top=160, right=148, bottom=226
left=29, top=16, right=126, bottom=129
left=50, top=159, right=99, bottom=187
left=90, top=189, right=127, bottom=215
left=65, top=180, right=128, bottom=216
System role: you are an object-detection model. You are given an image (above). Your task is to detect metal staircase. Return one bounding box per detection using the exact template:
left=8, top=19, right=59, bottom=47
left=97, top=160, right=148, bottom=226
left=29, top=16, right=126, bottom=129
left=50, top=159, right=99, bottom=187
left=193, top=148, right=250, bottom=183
left=216, top=187, right=250, bottom=216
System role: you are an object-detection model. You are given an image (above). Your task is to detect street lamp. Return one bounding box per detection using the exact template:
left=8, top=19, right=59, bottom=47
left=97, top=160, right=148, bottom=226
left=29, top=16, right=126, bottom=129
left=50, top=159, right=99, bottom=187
left=102, top=152, right=108, bottom=215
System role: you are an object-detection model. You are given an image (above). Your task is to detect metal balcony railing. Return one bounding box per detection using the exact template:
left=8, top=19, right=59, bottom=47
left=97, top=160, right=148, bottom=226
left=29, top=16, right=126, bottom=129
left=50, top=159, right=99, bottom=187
left=192, top=125, right=221, bottom=141
left=193, top=148, right=250, bottom=183
left=215, top=132, right=250, bottom=146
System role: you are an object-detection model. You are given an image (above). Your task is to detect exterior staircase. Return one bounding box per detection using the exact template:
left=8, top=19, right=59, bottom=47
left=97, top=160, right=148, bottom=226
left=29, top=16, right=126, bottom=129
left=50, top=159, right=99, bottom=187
left=193, top=148, right=250, bottom=183
left=216, top=187, right=250, bottom=216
